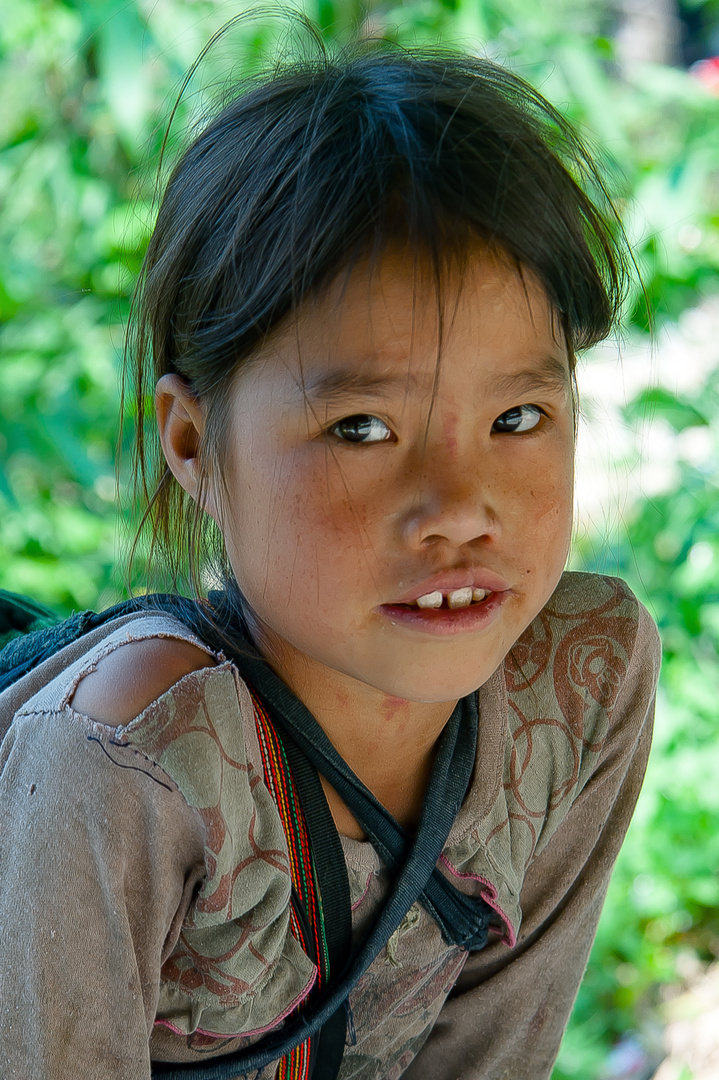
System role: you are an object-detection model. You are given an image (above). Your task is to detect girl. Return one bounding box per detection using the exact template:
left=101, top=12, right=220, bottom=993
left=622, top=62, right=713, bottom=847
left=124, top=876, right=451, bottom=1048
left=0, top=47, right=660, bottom=1080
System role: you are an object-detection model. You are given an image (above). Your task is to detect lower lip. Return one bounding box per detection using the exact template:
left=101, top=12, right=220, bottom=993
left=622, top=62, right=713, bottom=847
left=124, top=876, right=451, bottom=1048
left=378, top=591, right=509, bottom=636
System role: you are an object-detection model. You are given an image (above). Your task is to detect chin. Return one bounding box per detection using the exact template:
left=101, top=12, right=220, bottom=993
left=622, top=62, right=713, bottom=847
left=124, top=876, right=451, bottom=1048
left=368, top=668, right=499, bottom=704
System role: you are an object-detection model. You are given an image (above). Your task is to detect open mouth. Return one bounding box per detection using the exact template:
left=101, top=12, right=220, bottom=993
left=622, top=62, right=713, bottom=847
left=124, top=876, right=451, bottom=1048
left=399, top=587, right=492, bottom=610
left=379, top=586, right=504, bottom=635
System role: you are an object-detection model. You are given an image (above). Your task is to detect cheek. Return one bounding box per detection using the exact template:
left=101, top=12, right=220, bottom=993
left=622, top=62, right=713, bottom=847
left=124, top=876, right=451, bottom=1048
left=527, top=454, right=574, bottom=566
left=223, top=447, right=384, bottom=605
left=501, top=445, right=573, bottom=557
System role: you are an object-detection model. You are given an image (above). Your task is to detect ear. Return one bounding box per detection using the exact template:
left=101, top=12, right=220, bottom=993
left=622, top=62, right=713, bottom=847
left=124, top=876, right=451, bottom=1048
left=155, top=374, right=219, bottom=520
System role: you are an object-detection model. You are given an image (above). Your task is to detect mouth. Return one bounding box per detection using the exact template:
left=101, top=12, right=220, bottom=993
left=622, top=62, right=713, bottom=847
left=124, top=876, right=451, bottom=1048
left=379, top=586, right=509, bottom=636
left=402, top=586, right=491, bottom=610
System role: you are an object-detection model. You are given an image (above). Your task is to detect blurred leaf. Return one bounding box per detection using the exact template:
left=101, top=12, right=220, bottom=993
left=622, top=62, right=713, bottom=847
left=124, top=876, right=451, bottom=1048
left=624, top=386, right=710, bottom=431
left=95, top=2, right=156, bottom=150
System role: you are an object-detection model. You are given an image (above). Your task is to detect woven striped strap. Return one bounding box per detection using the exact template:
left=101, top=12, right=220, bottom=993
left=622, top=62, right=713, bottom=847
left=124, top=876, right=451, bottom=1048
left=252, top=689, right=331, bottom=1080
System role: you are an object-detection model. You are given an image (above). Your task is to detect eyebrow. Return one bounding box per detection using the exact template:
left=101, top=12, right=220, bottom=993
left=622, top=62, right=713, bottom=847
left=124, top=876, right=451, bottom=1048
left=302, top=368, right=426, bottom=403
left=301, top=354, right=570, bottom=404
left=488, top=356, right=571, bottom=398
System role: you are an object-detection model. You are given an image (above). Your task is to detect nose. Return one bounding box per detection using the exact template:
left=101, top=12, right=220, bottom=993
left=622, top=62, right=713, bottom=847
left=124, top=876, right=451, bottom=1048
left=400, top=448, right=501, bottom=551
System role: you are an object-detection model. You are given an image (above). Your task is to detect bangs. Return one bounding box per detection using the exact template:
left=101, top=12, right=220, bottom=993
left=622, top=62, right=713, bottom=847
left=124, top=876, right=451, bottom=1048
left=141, top=50, right=625, bottom=388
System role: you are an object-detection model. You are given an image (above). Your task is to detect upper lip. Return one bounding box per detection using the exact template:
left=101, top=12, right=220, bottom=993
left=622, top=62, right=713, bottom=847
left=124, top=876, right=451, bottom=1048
left=387, top=569, right=512, bottom=605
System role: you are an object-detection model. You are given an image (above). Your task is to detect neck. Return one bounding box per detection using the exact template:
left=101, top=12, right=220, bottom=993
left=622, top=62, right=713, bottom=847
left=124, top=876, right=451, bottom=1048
left=262, top=642, right=457, bottom=839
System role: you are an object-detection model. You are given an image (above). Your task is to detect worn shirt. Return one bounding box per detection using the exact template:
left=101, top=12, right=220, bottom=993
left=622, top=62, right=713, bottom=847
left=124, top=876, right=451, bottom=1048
left=0, top=572, right=661, bottom=1080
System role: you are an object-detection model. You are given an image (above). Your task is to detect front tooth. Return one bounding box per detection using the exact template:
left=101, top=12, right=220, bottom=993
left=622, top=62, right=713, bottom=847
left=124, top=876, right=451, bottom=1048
left=416, top=590, right=443, bottom=609
left=447, top=587, right=473, bottom=609
left=472, top=588, right=488, bottom=602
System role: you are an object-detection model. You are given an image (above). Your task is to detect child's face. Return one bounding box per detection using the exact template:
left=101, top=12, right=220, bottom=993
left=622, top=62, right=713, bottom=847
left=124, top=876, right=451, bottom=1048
left=217, top=245, right=574, bottom=704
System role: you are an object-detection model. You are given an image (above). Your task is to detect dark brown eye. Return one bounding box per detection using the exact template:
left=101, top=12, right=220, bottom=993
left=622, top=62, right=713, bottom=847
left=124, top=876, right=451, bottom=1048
left=329, top=415, right=393, bottom=443
left=492, top=405, right=543, bottom=433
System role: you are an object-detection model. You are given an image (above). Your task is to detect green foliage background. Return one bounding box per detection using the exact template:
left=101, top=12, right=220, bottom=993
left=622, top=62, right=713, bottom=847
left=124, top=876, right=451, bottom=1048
left=2, top=1, right=719, bottom=1076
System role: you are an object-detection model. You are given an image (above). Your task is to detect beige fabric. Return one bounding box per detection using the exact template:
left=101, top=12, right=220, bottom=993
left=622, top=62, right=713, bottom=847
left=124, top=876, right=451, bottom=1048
left=0, top=572, right=661, bottom=1080
left=117, top=658, right=317, bottom=1039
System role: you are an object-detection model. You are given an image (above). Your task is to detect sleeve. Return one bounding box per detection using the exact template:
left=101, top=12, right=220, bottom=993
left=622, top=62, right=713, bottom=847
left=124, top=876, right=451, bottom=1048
left=402, top=601, right=660, bottom=1080
left=0, top=709, right=206, bottom=1080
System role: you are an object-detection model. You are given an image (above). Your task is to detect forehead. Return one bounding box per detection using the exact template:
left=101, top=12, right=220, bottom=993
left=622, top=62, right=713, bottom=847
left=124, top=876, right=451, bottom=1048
left=254, top=244, right=569, bottom=396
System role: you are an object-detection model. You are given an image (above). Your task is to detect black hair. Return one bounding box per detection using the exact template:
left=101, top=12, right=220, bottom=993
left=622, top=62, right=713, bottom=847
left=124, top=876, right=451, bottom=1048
left=125, top=44, right=628, bottom=594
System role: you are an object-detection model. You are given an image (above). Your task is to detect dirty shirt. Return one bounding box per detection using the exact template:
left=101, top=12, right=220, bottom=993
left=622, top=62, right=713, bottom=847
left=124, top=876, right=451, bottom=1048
left=0, top=572, right=661, bottom=1080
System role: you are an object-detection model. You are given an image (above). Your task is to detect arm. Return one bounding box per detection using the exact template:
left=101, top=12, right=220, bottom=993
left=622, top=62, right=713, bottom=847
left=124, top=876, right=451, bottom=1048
left=403, top=598, right=660, bottom=1080
left=0, top=645, right=209, bottom=1080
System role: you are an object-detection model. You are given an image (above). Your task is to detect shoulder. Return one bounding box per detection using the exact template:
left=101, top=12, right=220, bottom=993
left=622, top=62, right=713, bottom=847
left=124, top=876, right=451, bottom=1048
left=70, top=634, right=217, bottom=726
left=5, top=611, right=261, bottom=796
left=551, top=572, right=661, bottom=697
left=505, top=571, right=660, bottom=755
left=542, top=570, right=655, bottom=636
left=509, top=571, right=660, bottom=697
left=1, top=610, right=223, bottom=739
left=3, top=613, right=228, bottom=803
left=1, top=626, right=211, bottom=863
